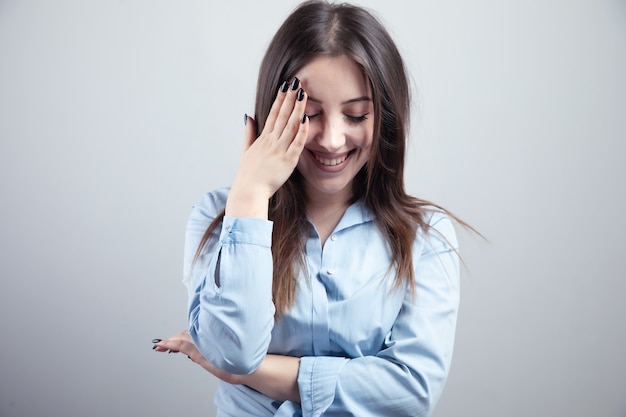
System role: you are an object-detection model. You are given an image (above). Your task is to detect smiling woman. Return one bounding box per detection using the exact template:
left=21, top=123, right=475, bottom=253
left=153, top=1, right=466, bottom=416
left=296, top=55, right=374, bottom=211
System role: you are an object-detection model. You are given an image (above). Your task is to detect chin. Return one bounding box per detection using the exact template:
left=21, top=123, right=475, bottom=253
left=306, top=177, right=354, bottom=197
left=297, top=160, right=365, bottom=200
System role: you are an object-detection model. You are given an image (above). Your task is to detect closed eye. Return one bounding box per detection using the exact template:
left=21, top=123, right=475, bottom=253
left=306, top=112, right=369, bottom=124
left=345, top=113, right=369, bottom=124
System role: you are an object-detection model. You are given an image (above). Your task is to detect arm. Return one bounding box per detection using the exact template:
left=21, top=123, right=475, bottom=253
left=177, top=213, right=459, bottom=415
left=226, top=78, right=309, bottom=220
left=185, top=210, right=276, bottom=375
left=296, top=213, right=460, bottom=416
left=184, top=80, right=309, bottom=375
left=154, top=331, right=301, bottom=403
left=227, top=213, right=459, bottom=414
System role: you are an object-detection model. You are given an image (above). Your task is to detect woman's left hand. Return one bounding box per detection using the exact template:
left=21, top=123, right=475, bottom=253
left=153, top=330, right=242, bottom=385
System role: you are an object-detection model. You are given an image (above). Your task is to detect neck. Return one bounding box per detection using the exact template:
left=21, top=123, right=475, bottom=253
left=304, top=183, right=352, bottom=215
left=303, top=183, right=353, bottom=245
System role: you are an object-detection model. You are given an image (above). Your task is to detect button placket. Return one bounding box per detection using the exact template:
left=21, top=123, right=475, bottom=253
left=306, top=234, right=330, bottom=354
left=324, top=233, right=338, bottom=276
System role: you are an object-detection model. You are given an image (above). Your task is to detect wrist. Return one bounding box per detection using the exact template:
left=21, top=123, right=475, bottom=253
left=225, top=186, right=270, bottom=219
left=239, top=355, right=301, bottom=403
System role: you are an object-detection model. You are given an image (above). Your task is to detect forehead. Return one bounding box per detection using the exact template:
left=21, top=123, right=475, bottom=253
left=296, top=55, right=371, bottom=103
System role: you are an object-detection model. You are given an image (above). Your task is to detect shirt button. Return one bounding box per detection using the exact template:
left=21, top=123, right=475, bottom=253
left=330, top=234, right=337, bottom=241
left=327, top=268, right=335, bottom=275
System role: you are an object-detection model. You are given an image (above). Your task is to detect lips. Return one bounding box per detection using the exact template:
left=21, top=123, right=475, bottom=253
left=310, top=150, right=351, bottom=167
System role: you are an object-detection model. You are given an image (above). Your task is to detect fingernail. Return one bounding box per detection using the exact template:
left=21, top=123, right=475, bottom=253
left=244, top=113, right=248, bottom=125
left=167, top=350, right=172, bottom=354
left=152, top=345, right=158, bottom=350
left=301, top=113, right=308, bottom=124
left=152, top=339, right=162, bottom=343
left=187, top=355, right=191, bottom=359
left=297, top=88, right=305, bottom=101
left=291, top=77, right=300, bottom=91
left=280, top=80, right=289, bottom=93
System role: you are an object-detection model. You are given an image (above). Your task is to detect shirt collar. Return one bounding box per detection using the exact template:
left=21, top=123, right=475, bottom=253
left=333, top=198, right=375, bottom=232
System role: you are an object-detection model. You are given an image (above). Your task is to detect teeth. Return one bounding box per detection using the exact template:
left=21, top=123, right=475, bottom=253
left=314, top=153, right=348, bottom=166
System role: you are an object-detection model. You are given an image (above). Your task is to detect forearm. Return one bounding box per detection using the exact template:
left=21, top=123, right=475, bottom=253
left=157, top=336, right=301, bottom=402
left=240, top=354, right=301, bottom=404
left=188, top=215, right=276, bottom=374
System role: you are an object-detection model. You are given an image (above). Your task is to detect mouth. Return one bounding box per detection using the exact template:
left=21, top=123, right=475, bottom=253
left=310, top=150, right=352, bottom=167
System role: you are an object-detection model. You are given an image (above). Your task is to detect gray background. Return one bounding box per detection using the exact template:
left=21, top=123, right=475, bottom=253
left=1, top=0, right=625, bottom=416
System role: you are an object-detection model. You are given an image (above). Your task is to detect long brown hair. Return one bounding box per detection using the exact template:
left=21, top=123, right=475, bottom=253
left=194, top=0, right=468, bottom=318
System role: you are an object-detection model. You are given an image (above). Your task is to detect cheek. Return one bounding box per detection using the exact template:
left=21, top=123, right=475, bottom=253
left=354, top=130, right=373, bottom=162
left=355, top=123, right=374, bottom=148
left=304, top=124, right=320, bottom=145
left=355, top=126, right=374, bottom=166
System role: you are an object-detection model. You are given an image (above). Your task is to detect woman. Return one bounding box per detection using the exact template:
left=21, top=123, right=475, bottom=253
left=154, top=1, right=463, bottom=415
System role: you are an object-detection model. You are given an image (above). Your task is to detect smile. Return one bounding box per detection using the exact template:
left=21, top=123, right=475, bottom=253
left=311, top=151, right=351, bottom=167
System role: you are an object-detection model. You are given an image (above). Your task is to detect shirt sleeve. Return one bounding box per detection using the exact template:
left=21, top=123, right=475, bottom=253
left=297, top=212, right=460, bottom=417
left=183, top=191, right=276, bottom=375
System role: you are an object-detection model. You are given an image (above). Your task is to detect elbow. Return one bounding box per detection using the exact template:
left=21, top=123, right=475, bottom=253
left=187, top=291, right=275, bottom=375
left=189, top=322, right=268, bottom=375
left=410, top=366, right=449, bottom=414
left=409, top=376, right=436, bottom=415
left=212, top=345, right=265, bottom=375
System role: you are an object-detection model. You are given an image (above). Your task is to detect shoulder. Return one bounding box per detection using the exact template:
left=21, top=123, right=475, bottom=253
left=417, top=207, right=459, bottom=254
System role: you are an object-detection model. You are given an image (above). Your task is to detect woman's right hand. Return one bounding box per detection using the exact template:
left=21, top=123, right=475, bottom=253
left=153, top=331, right=243, bottom=385
left=225, top=78, right=309, bottom=219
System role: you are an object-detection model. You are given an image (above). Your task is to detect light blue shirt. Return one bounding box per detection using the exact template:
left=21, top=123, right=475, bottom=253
left=183, top=188, right=460, bottom=417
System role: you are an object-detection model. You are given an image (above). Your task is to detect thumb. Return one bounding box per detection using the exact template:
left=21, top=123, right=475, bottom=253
left=243, top=113, right=258, bottom=151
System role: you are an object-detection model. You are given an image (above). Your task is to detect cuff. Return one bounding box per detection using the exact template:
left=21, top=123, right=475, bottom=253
left=298, top=356, right=348, bottom=416
left=219, top=216, right=273, bottom=247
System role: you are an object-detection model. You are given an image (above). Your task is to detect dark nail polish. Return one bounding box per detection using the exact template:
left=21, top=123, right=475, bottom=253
left=291, top=77, right=300, bottom=90
left=280, top=80, right=289, bottom=93
left=152, top=345, right=157, bottom=350
left=167, top=349, right=172, bottom=354
left=297, top=88, right=305, bottom=101
left=187, top=355, right=192, bottom=359
left=244, top=113, right=248, bottom=125
left=152, top=339, right=162, bottom=343
left=301, top=113, right=308, bottom=124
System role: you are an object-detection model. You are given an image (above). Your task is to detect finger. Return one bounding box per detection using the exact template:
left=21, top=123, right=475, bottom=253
left=287, top=112, right=309, bottom=158
left=263, top=79, right=290, bottom=133
left=153, top=340, right=173, bottom=352
left=152, top=338, right=166, bottom=352
left=242, top=114, right=257, bottom=152
left=153, top=338, right=184, bottom=353
left=278, top=88, right=307, bottom=147
left=272, top=79, right=302, bottom=137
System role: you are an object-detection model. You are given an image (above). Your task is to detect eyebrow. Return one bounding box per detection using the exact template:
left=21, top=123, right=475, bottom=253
left=307, top=96, right=372, bottom=105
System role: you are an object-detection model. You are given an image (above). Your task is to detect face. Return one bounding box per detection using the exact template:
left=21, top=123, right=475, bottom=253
left=295, top=54, right=374, bottom=202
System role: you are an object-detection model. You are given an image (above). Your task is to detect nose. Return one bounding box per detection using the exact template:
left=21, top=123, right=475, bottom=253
left=315, top=116, right=345, bottom=152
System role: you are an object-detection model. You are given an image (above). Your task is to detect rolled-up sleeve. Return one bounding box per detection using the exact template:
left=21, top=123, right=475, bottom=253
left=184, top=191, right=276, bottom=375
left=297, top=213, right=460, bottom=417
